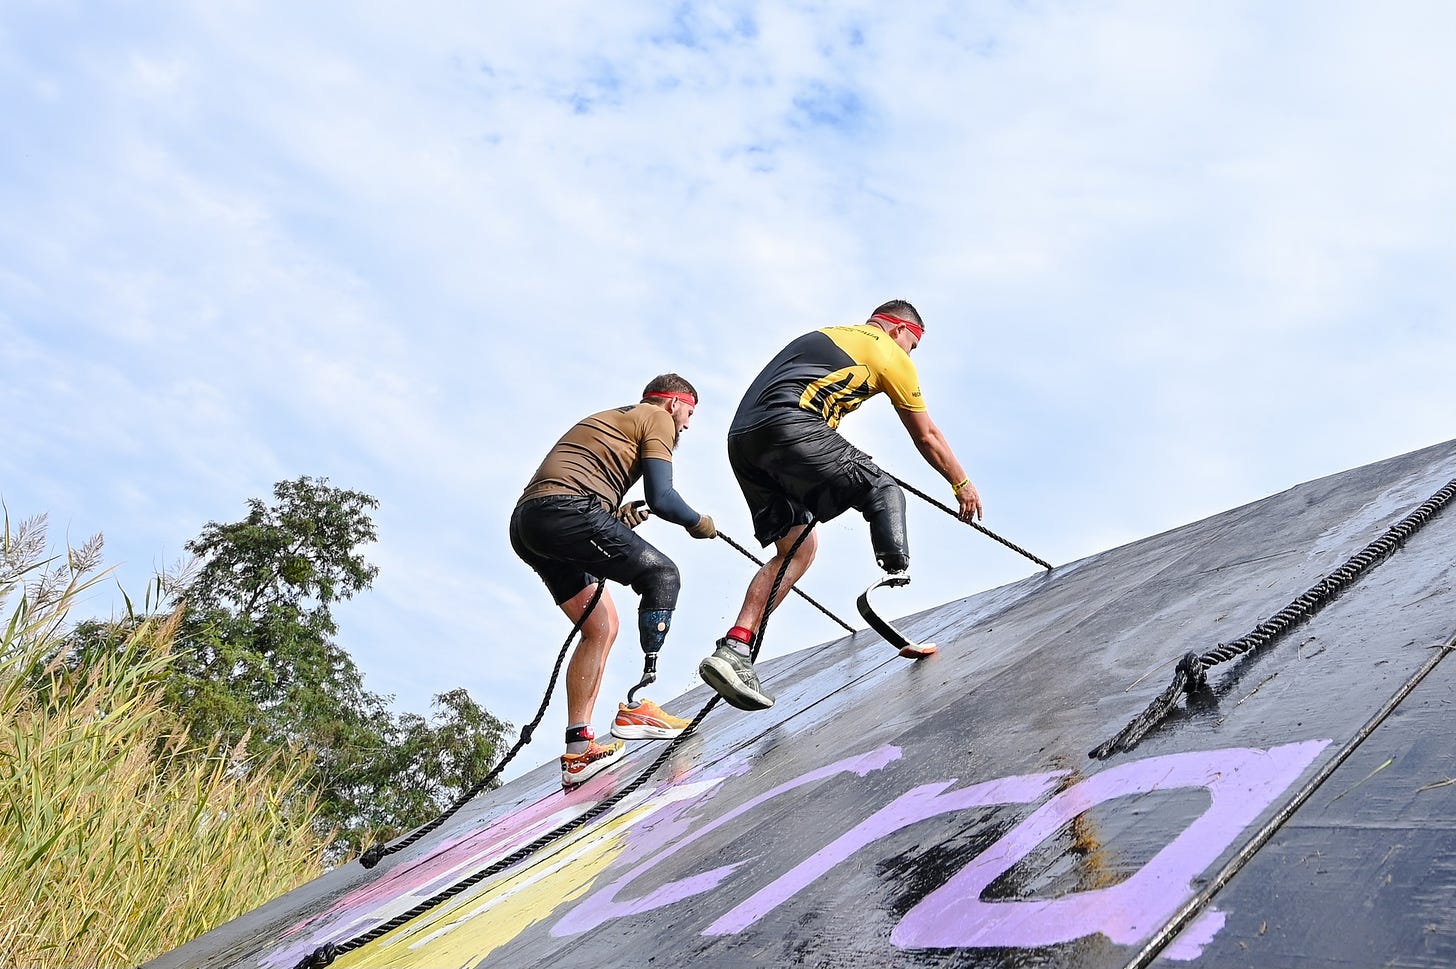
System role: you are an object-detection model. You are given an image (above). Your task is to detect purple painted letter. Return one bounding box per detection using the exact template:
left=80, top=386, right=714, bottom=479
left=891, top=739, right=1329, bottom=950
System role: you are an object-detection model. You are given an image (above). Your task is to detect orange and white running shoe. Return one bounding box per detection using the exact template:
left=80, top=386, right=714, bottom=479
left=611, top=698, right=692, bottom=741
left=560, top=739, right=625, bottom=788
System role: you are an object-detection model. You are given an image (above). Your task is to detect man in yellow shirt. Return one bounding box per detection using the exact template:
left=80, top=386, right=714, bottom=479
left=512, top=374, right=716, bottom=787
left=699, top=301, right=983, bottom=711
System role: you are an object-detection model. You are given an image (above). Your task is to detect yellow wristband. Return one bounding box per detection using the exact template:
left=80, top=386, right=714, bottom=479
left=951, top=477, right=970, bottom=495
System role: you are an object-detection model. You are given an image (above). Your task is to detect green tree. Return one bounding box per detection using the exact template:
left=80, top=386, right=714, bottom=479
left=345, top=688, right=513, bottom=840
left=163, top=476, right=512, bottom=858
left=169, top=476, right=381, bottom=760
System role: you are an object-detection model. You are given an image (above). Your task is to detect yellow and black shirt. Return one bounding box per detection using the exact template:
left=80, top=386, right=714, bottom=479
left=730, top=324, right=927, bottom=435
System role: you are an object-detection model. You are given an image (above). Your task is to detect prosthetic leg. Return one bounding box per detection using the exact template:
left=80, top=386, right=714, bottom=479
left=856, top=476, right=937, bottom=658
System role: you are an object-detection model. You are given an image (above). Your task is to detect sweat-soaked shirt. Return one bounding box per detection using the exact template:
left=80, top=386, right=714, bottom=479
left=518, top=402, right=676, bottom=512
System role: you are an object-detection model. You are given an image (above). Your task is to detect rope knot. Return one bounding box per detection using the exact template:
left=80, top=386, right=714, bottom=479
left=359, top=845, right=384, bottom=870
left=295, top=943, right=340, bottom=968
left=1176, top=651, right=1207, bottom=694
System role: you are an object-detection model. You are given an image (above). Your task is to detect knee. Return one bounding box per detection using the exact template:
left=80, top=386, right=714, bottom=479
left=786, top=527, right=819, bottom=567
left=579, top=592, right=619, bottom=645
left=630, top=552, right=681, bottom=611
left=588, top=595, right=620, bottom=635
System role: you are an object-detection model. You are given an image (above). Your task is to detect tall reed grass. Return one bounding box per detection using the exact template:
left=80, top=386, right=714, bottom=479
left=0, top=525, right=329, bottom=968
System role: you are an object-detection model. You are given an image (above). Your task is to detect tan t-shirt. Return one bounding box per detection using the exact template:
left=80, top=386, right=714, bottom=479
left=518, top=402, right=676, bottom=510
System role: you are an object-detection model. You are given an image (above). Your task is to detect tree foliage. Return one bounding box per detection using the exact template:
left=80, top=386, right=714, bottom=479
left=170, top=476, right=381, bottom=753
left=160, top=476, right=513, bottom=858
left=18, top=478, right=513, bottom=861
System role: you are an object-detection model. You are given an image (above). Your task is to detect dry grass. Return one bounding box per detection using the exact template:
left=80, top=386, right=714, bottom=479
left=0, top=562, right=328, bottom=968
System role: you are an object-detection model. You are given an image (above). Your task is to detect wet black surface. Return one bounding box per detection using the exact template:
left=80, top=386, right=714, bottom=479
left=1170, top=655, right=1456, bottom=969
left=145, top=440, right=1456, bottom=969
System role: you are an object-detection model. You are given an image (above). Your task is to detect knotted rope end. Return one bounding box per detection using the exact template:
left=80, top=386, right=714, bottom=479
left=1089, top=662, right=1193, bottom=760
left=295, top=943, right=340, bottom=969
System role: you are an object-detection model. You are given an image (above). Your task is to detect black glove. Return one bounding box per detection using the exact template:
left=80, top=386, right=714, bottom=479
left=616, top=500, right=650, bottom=529
left=687, top=514, right=716, bottom=539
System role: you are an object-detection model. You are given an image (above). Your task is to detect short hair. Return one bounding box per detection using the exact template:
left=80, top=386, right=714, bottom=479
left=871, top=299, right=924, bottom=329
left=642, top=373, right=698, bottom=403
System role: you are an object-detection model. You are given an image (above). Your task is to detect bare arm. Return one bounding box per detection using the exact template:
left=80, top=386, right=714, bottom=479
left=895, top=408, right=983, bottom=521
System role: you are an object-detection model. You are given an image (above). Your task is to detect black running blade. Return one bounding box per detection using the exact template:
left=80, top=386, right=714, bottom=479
left=856, top=576, right=937, bottom=658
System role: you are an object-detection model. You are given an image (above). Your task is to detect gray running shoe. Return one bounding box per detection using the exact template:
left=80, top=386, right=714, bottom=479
left=698, top=639, right=775, bottom=711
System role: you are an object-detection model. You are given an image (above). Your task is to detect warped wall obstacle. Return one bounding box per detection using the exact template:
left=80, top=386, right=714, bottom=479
left=147, top=439, right=1456, bottom=969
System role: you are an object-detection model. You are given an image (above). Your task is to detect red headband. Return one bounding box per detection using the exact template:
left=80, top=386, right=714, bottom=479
left=871, top=312, right=924, bottom=341
left=644, top=392, right=698, bottom=407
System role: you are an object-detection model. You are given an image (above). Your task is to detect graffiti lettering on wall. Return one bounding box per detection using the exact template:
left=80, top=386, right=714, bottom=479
left=268, top=739, right=1328, bottom=967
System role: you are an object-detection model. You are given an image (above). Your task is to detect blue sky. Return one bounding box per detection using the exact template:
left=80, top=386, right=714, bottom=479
left=4, top=2, right=1454, bottom=779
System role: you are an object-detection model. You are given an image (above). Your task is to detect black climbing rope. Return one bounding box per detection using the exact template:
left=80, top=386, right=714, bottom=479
left=296, top=525, right=817, bottom=968
left=717, top=529, right=854, bottom=634
left=1121, top=630, right=1456, bottom=969
left=888, top=473, right=1054, bottom=571
left=1090, top=474, right=1456, bottom=761
left=747, top=521, right=818, bottom=659
left=296, top=694, right=718, bottom=968
left=358, top=581, right=607, bottom=870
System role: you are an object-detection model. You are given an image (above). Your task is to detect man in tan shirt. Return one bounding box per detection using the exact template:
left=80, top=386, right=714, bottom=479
left=511, top=373, right=716, bottom=787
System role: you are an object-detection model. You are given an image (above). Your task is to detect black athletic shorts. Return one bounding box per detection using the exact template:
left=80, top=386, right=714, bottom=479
left=727, top=415, right=887, bottom=546
left=510, top=494, right=673, bottom=605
